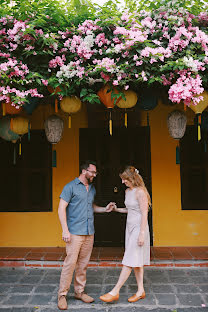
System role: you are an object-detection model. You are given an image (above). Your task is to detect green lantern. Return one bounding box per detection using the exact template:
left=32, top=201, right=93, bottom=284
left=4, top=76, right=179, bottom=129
left=0, top=117, right=20, bottom=142
left=0, top=117, right=20, bottom=165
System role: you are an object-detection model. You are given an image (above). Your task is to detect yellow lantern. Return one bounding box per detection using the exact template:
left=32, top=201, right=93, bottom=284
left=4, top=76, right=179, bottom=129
left=189, top=91, right=208, bottom=141
left=60, top=96, right=82, bottom=128
left=117, top=90, right=137, bottom=127
left=10, top=117, right=29, bottom=155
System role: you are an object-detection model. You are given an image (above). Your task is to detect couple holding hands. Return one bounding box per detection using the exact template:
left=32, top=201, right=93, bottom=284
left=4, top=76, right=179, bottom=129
left=57, top=161, right=150, bottom=310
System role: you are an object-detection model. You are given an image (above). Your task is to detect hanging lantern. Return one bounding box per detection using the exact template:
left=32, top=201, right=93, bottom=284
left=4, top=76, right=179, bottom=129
left=60, top=96, right=81, bottom=128
left=117, top=90, right=137, bottom=128
left=139, top=93, right=158, bottom=111
left=194, top=111, right=208, bottom=152
left=44, top=115, right=64, bottom=168
left=2, top=101, right=23, bottom=116
left=0, top=117, right=20, bottom=141
left=23, top=97, right=39, bottom=115
left=138, top=89, right=158, bottom=126
left=97, top=85, right=121, bottom=135
left=47, top=86, right=62, bottom=113
left=0, top=117, right=20, bottom=165
left=167, top=110, right=187, bottom=164
left=10, top=117, right=29, bottom=156
left=11, top=117, right=29, bottom=135
left=189, top=91, right=208, bottom=141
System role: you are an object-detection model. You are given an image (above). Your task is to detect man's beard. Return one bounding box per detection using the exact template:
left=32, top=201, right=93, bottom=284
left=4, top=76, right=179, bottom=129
left=86, top=176, right=94, bottom=184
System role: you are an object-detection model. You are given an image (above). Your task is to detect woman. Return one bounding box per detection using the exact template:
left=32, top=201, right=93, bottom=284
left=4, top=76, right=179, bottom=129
left=100, top=166, right=151, bottom=303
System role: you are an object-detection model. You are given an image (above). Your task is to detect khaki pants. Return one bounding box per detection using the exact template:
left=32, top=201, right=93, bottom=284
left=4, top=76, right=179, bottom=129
left=58, top=234, right=94, bottom=298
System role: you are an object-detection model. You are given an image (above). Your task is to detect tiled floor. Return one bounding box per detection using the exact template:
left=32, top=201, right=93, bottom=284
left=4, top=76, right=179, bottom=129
left=0, top=267, right=208, bottom=311
left=0, top=246, right=207, bottom=267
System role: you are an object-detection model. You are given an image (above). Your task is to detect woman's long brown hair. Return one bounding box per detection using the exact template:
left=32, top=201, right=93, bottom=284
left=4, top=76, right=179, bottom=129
left=120, top=166, right=151, bottom=208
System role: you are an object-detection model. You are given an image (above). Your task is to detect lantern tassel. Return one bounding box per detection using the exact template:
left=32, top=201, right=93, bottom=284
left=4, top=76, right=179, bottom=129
left=197, top=114, right=201, bottom=141
left=2, top=103, right=6, bottom=116
left=68, top=115, right=71, bottom=128
left=124, top=112, right=127, bottom=128
left=13, top=145, right=16, bottom=165
left=198, top=125, right=201, bottom=141
left=28, top=121, right=31, bottom=141
left=147, top=112, right=150, bottom=127
left=52, top=149, right=57, bottom=168
left=55, top=98, right=58, bottom=113
left=19, top=141, right=21, bottom=156
left=109, top=119, right=112, bottom=136
left=176, top=144, right=180, bottom=165
left=109, top=110, right=112, bottom=136
left=198, top=114, right=201, bottom=124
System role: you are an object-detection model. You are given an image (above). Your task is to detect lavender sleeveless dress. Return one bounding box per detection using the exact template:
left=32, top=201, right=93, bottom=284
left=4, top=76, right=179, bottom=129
left=122, top=188, right=150, bottom=267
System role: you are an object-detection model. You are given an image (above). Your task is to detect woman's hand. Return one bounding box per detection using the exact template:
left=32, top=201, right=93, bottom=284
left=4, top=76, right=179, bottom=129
left=138, top=231, right=145, bottom=246
left=105, top=202, right=116, bottom=212
left=113, top=204, right=118, bottom=212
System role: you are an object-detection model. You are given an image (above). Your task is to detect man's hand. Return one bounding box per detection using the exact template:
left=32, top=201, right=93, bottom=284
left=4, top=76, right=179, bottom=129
left=105, top=202, right=116, bottom=212
left=62, top=230, right=71, bottom=243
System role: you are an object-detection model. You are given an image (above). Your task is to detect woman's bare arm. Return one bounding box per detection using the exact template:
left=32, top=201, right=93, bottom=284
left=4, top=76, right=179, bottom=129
left=114, top=207, right=128, bottom=213
left=136, top=188, right=148, bottom=246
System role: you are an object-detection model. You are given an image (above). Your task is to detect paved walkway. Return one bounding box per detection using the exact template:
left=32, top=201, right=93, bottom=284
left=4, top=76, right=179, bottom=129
left=0, top=267, right=208, bottom=312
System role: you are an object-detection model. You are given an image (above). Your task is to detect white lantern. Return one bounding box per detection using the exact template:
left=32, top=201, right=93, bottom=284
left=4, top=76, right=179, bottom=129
left=44, top=115, right=64, bottom=168
left=44, top=115, right=64, bottom=144
left=167, top=110, right=187, bottom=164
left=167, top=110, right=187, bottom=140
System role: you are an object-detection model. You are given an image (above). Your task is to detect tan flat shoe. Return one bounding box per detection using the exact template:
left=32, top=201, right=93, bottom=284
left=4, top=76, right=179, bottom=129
left=128, top=291, right=146, bottom=303
left=74, top=292, right=94, bottom=303
left=100, top=293, right=119, bottom=303
left=57, top=295, right=67, bottom=310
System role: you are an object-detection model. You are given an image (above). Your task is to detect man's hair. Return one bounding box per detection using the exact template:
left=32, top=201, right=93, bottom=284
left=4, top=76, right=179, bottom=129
left=80, top=160, right=97, bottom=172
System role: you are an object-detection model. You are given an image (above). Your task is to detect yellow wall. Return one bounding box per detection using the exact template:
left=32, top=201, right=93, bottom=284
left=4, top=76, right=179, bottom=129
left=0, top=101, right=208, bottom=247
left=0, top=103, right=88, bottom=247
left=149, top=101, right=208, bottom=246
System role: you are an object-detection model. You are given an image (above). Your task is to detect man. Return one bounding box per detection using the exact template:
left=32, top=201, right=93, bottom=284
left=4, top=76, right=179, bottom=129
left=57, top=160, right=114, bottom=310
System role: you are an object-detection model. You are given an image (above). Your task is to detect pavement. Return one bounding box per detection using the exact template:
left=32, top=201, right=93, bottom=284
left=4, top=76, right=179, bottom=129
left=0, top=266, right=208, bottom=312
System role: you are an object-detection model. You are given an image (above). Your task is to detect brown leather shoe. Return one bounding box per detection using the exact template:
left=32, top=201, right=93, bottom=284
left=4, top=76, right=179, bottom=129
left=128, top=291, right=146, bottom=303
left=74, top=292, right=94, bottom=303
left=58, top=295, right=67, bottom=310
left=100, top=293, right=119, bottom=303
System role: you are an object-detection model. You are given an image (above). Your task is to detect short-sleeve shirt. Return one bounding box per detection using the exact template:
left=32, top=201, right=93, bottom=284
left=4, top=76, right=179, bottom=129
left=60, top=178, right=96, bottom=235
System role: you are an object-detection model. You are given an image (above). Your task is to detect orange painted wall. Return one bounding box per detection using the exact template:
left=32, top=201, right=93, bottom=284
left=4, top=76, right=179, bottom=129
left=0, top=101, right=207, bottom=247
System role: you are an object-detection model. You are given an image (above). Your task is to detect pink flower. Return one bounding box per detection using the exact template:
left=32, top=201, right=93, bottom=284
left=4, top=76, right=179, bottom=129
left=141, top=71, right=148, bottom=81
left=100, top=72, right=110, bottom=82
left=136, top=60, right=143, bottom=66
left=168, top=71, right=204, bottom=105
left=113, top=80, right=119, bottom=86
left=41, top=79, right=48, bottom=86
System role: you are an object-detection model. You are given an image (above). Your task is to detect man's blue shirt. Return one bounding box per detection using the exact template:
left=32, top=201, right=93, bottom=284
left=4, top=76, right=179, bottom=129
left=60, top=178, right=96, bottom=235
